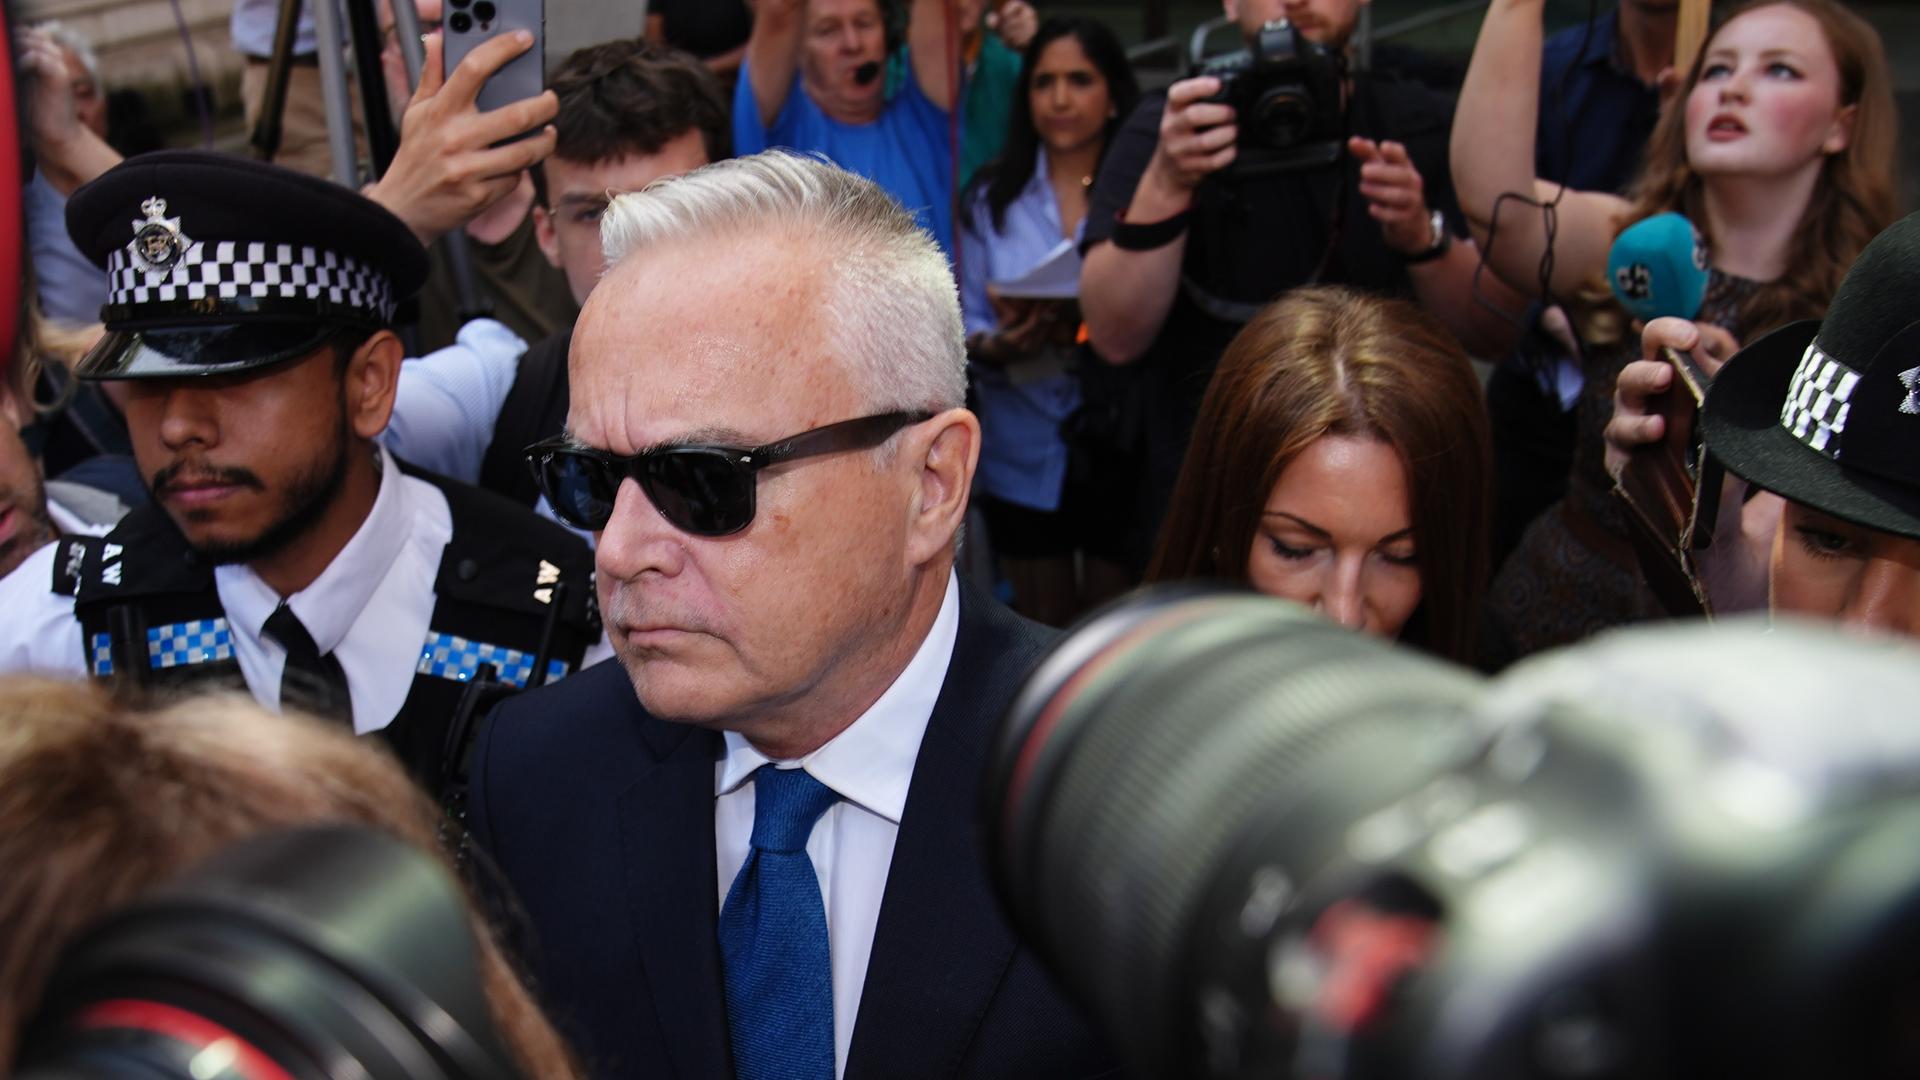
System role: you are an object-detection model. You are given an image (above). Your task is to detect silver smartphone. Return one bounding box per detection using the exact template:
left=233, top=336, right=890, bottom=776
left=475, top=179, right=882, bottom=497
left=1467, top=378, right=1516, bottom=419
left=441, top=0, right=545, bottom=120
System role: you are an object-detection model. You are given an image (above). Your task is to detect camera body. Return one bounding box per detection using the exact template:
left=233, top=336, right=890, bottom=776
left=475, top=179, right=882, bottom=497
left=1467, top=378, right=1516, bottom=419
left=1194, top=20, right=1346, bottom=176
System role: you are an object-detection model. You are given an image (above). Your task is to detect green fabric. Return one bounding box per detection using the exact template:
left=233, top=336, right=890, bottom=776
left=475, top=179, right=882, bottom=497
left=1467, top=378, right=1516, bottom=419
left=883, top=36, right=1024, bottom=190
left=961, top=35, right=1023, bottom=189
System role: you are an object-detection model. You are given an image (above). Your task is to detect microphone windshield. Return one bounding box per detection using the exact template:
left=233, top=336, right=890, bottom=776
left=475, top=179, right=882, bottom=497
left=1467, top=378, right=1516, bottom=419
left=854, top=61, right=882, bottom=85
left=1608, top=211, right=1711, bottom=323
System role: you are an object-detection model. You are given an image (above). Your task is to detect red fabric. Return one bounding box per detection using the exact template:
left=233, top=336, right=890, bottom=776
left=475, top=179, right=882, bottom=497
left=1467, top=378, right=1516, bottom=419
left=0, top=3, right=24, bottom=373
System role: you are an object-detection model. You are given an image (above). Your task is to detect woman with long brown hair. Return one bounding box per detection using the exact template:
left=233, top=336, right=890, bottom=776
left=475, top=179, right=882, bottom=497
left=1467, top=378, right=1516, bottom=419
left=0, top=678, right=581, bottom=1076
left=1147, top=286, right=1493, bottom=664
left=1452, top=0, right=1901, bottom=663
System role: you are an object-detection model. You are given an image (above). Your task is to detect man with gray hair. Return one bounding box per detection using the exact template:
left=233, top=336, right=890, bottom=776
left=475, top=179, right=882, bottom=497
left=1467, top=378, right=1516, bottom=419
left=468, top=150, right=1114, bottom=1079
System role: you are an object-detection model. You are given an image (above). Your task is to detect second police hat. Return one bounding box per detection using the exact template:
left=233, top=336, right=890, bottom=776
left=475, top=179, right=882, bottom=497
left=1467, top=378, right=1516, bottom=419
left=1702, top=210, right=1920, bottom=542
left=65, top=150, right=430, bottom=380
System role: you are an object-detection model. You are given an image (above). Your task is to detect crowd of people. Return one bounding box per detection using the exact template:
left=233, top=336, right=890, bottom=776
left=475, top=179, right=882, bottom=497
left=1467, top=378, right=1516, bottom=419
left=0, top=0, right=1915, bottom=1074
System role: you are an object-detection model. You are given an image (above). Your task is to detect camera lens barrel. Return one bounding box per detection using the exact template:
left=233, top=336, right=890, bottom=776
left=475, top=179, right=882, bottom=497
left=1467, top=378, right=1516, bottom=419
left=18, top=827, right=518, bottom=1080
left=987, top=588, right=1482, bottom=1075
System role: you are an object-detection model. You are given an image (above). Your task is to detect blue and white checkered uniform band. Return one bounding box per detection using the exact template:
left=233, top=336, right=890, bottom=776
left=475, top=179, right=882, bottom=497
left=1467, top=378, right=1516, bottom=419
left=417, top=631, right=570, bottom=690
left=91, top=618, right=236, bottom=676
left=1780, top=339, right=1861, bottom=460
left=106, top=240, right=395, bottom=321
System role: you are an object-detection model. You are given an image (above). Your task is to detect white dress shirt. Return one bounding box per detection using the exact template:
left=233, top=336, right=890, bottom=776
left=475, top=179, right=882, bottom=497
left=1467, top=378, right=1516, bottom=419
left=214, top=447, right=453, bottom=732
left=383, top=317, right=528, bottom=484
left=714, top=571, right=961, bottom=1080
left=0, top=447, right=453, bottom=735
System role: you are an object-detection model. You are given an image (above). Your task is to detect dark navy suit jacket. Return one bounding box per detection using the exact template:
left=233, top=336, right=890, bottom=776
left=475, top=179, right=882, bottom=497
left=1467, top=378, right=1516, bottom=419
left=467, top=582, right=1117, bottom=1078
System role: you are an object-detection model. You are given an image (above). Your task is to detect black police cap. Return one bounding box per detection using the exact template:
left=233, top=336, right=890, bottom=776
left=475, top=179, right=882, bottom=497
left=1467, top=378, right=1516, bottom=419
left=65, top=150, right=429, bottom=380
left=1702, top=210, right=1920, bottom=542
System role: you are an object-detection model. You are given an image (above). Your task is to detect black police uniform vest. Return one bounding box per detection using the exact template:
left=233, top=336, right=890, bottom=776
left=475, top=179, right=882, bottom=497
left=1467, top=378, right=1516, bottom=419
left=479, top=325, right=570, bottom=509
left=58, top=461, right=598, bottom=799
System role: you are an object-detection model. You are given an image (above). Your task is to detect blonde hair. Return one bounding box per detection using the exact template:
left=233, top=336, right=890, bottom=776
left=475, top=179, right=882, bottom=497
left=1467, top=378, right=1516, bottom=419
left=0, top=678, right=579, bottom=1076
left=599, top=149, right=967, bottom=414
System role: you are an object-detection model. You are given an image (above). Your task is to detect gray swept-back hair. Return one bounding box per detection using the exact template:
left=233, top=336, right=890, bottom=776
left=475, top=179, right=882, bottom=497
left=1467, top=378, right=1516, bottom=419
left=598, top=150, right=966, bottom=414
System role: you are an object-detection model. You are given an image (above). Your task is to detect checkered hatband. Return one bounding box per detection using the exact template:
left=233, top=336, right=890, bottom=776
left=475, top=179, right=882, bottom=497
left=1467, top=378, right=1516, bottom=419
left=416, top=631, right=571, bottom=690
left=90, top=618, right=237, bottom=676
left=104, top=239, right=396, bottom=323
left=1780, top=340, right=1862, bottom=459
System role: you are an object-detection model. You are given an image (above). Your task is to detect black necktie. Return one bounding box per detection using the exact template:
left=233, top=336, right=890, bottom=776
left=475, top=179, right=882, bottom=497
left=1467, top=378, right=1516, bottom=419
left=263, top=602, right=352, bottom=724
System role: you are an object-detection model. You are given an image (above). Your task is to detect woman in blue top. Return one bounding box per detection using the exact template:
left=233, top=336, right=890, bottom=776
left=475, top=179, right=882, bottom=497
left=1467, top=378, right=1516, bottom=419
left=959, top=16, right=1137, bottom=626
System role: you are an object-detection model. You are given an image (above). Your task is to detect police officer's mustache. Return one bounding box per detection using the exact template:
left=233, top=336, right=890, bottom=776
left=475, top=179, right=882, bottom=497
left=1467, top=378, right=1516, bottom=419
left=150, top=460, right=265, bottom=495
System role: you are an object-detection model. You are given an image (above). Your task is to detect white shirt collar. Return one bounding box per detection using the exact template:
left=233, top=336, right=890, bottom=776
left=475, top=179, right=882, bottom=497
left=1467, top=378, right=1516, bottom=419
left=217, top=445, right=415, bottom=652
left=716, top=571, right=961, bottom=824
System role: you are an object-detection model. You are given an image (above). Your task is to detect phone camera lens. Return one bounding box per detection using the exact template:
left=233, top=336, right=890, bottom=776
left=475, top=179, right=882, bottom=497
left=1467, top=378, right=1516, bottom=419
left=472, top=2, right=497, bottom=22
left=447, top=10, right=473, bottom=33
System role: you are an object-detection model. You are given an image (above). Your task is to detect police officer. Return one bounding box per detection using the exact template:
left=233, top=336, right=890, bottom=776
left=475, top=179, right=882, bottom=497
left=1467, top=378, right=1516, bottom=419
left=0, top=151, right=598, bottom=798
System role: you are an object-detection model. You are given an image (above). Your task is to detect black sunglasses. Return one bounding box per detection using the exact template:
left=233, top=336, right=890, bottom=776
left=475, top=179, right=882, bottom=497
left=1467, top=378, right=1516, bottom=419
left=526, top=411, right=933, bottom=536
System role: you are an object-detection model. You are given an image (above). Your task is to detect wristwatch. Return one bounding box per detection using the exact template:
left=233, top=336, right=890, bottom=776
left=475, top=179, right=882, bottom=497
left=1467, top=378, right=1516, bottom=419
left=1401, top=208, right=1451, bottom=265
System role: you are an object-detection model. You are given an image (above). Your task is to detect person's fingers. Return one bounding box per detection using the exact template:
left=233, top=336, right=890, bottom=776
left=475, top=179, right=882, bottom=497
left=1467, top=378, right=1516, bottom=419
left=441, top=27, right=534, bottom=103
left=1201, top=143, right=1237, bottom=174
left=1360, top=184, right=1418, bottom=212
left=414, top=31, right=447, bottom=100
left=1167, top=76, right=1224, bottom=107
left=1639, top=316, right=1700, bottom=360
left=1615, top=358, right=1674, bottom=410
left=468, top=125, right=557, bottom=178
left=1605, top=412, right=1666, bottom=452
left=1695, top=323, right=1740, bottom=372
left=1379, top=140, right=1412, bottom=166
left=1346, top=135, right=1379, bottom=162
left=1182, top=120, right=1238, bottom=155
left=467, top=88, right=559, bottom=142
left=1173, top=101, right=1236, bottom=132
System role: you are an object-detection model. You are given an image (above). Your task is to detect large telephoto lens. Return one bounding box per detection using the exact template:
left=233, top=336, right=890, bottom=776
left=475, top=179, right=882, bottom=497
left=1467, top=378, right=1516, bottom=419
left=985, top=587, right=1483, bottom=1077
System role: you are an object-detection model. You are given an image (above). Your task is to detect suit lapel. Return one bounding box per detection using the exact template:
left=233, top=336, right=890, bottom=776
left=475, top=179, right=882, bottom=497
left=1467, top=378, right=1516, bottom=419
left=618, top=717, right=732, bottom=1080
left=844, top=588, right=1029, bottom=1080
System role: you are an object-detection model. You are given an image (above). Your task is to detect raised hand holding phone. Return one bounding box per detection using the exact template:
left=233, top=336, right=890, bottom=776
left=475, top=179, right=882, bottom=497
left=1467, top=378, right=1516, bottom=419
left=369, top=29, right=557, bottom=245
left=1609, top=317, right=1741, bottom=615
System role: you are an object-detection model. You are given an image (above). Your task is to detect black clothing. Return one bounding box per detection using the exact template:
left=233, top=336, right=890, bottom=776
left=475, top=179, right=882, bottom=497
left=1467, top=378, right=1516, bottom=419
left=652, top=0, right=752, bottom=60
left=469, top=581, right=1117, bottom=1078
left=64, top=462, right=598, bottom=798
left=1082, top=74, right=1463, bottom=569
left=479, top=322, right=572, bottom=510
left=264, top=601, right=353, bottom=723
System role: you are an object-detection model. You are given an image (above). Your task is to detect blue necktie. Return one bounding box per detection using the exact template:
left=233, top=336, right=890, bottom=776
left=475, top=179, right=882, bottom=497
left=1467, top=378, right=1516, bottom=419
left=719, top=765, right=840, bottom=1080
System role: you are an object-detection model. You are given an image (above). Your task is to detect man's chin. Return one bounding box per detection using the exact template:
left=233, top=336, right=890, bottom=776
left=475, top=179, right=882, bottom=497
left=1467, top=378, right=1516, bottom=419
left=619, top=654, right=749, bottom=728
left=174, top=520, right=280, bottom=567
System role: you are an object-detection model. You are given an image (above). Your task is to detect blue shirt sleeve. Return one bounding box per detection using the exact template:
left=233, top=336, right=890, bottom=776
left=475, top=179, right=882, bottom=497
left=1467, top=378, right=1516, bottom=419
left=382, top=318, right=528, bottom=483
left=732, top=55, right=776, bottom=157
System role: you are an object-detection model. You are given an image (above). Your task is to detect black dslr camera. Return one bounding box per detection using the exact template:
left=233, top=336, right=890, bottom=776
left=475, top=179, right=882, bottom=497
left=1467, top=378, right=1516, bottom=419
left=1193, top=19, right=1346, bottom=176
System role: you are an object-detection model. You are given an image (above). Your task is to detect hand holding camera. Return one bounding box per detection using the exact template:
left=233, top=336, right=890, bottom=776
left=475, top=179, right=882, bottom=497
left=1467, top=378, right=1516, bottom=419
left=1143, top=76, right=1240, bottom=196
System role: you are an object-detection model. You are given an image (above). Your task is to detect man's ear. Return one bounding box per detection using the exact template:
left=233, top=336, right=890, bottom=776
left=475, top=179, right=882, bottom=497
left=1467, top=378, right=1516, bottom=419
left=533, top=203, right=563, bottom=269
left=903, top=407, right=980, bottom=568
left=343, top=329, right=405, bottom=441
